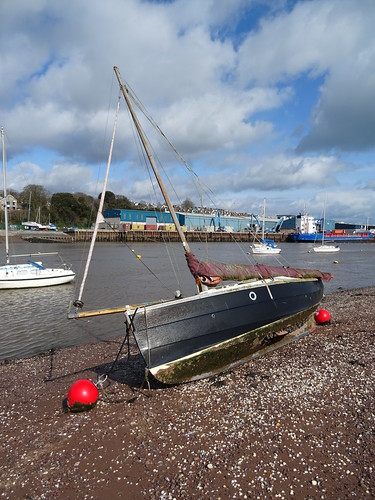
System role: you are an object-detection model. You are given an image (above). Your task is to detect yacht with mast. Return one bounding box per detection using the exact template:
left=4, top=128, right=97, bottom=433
left=0, top=128, right=75, bottom=289
left=250, top=199, right=281, bottom=255
left=68, top=67, right=332, bottom=385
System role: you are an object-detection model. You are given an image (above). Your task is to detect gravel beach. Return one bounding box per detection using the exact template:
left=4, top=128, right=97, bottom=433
left=1, top=287, right=374, bottom=499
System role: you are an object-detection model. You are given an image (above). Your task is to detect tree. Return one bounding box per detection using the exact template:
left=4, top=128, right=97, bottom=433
left=113, top=195, right=135, bottom=209
left=50, top=193, right=95, bottom=227
left=98, top=190, right=115, bottom=211
left=98, top=191, right=135, bottom=210
left=75, top=193, right=97, bottom=226
left=181, top=198, right=195, bottom=212
left=7, top=188, right=20, bottom=199
left=18, top=184, right=50, bottom=221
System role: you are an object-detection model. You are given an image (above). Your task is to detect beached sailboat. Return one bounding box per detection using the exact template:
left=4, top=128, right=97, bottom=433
left=0, top=128, right=76, bottom=289
left=313, top=197, right=340, bottom=253
left=250, top=199, right=281, bottom=255
left=68, top=67, right=332, bottom=385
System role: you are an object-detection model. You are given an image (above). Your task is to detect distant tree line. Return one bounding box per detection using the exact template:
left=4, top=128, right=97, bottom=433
left=3, top=184, right=196, bottom=228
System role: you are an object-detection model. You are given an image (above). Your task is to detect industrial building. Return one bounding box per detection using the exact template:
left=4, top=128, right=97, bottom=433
left=103, top=208, right=373, bottom=234
left=103, top=208, right=280, bottom=232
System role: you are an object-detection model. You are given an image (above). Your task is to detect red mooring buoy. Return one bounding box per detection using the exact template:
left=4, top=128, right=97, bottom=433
left=314, top=309, right=331, bottom=325
left=67, top=379, right=99, bottom=412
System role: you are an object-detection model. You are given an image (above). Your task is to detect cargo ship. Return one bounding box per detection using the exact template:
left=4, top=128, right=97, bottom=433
left=289, top=214, right=374, bottom=242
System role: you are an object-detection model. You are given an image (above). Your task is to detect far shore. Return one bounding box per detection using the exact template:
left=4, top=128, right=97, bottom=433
left=1, top=228, right=375, bottom=245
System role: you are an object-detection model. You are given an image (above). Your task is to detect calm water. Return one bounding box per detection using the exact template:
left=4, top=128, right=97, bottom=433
left=1, top=239, right=374, bottom=361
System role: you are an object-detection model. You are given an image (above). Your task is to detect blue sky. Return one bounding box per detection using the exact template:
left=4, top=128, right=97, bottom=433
left=1, top=0, right=375, bottom=224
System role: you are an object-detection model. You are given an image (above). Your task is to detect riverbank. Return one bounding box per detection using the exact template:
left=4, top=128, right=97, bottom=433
left=1, top=228, right=288, bottom=243
left=0, top=229, right=74, bottom=243
left=1, top=228, right=374, bottom=245
left=1, top=286, right=375, bottom=499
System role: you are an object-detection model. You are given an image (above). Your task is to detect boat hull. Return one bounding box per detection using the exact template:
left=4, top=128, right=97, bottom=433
left=250, top=244, right=281, bottom=255
left=312, top=245, right=340, bottom=253
left=250, top=239, right=281, bottom=255
left=290, top=232, right=374, bottom=242
left=0, top=264, right=75, bottom=289
left=131, top=278, right=324, bottom=384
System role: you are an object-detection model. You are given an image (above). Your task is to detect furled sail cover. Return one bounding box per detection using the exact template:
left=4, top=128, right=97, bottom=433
left=185, top=252, right=333, bottom=283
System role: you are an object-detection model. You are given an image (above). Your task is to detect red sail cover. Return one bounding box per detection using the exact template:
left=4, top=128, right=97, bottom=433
left=185, top=252, right=332, bottom=283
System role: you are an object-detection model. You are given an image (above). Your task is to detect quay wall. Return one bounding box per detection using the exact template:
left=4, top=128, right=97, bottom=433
left=10, top=229, right=374, bottom=244
left=66, top=230, right=290, bottom=243
left=2, top=229, right=290, bottom=243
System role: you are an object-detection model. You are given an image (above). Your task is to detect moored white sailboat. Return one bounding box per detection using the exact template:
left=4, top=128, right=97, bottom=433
left=0, top=128, right=76, bottom=289
left=313, top=244, right=340, bottom=253
left=250, top=198, right=281, bottom=255
left=313, top=196, right=340, bottom=253
left=68, top=67, right=332, bottom=385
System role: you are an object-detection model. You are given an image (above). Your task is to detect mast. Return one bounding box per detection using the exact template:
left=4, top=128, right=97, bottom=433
left=75, top=97, right=121, bottom=306
left=27, top=191, right=31, bottom=221
left=261, top=198, right=265, bottom=241
left=322, top=194, right=326, bottom=246
left=113, top=66, right=191, bottom=254
left=1, top=128, right=9, bottom=264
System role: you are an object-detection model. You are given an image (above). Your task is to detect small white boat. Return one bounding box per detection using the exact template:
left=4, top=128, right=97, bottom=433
left=0, top=128, right=75, bottom=289
left=312, top=195, right=340, bottom=254
left=21, top=221, right=58, bottom=231
left=250, top=199, right=281, bottom=255
left=0, top=261, right=76, bottom=289
left=251, top=240, right=281, bottom=254
left=312, top=245, right=340, bottom=253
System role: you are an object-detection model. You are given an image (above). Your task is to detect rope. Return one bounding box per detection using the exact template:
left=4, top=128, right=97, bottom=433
left=126, top=243, right=178, bottom=295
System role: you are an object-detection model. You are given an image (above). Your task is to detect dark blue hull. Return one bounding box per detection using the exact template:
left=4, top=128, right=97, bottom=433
left=290, top=232, right=374, bottom=242
left=132, top=279, right=324, bottom=384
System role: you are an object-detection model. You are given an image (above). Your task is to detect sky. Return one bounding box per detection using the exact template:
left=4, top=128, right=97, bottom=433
left=1, top=0, right=375, bottom=224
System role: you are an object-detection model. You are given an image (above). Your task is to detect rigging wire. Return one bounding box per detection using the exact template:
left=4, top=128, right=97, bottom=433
left=126, top=244, right=179, bottom=296
left=123, top=98, right=183, bottom=292
left=123, top=82, right=220, bottom=209
left=77, top=76, right=285, bottom=303
left=75, top=93, right=121, bottom=305
left=121, top=81, right=264, bottom=265
left=73, top=71, right=119, bottom=297
left=122, top=85, right=212, bottom=264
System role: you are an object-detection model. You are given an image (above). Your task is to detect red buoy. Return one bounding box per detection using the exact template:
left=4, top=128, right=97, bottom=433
left=314, top=309, right=331, bottom=325
left=67, top=379, right=99, bottom=412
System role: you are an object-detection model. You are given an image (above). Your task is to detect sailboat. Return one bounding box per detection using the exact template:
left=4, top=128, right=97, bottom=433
left=68, top=67, right=332, bottom=385
left=0, top=128, right=76, bottom=289
left=313, top=197, right=340, bottom=253
left=250, top=198, right=281, bottom=255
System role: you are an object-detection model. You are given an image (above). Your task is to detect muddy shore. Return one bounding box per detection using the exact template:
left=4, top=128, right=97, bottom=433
left=1, top=287, right=375, bottom=499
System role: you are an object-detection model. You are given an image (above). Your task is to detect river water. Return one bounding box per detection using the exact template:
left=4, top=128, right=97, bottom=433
left=1, top=238, right=374, bottom=361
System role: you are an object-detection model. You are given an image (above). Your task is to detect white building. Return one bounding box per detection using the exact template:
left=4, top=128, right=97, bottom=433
left=0, top=194, right=17, bottom=211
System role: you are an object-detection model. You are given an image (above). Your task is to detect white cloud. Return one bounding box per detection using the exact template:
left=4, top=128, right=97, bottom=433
left=236, top=0, right=375, bottom=153
left=1, top=0, right=375, bottom=224
left=8, top=161, right=97, bottom=194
